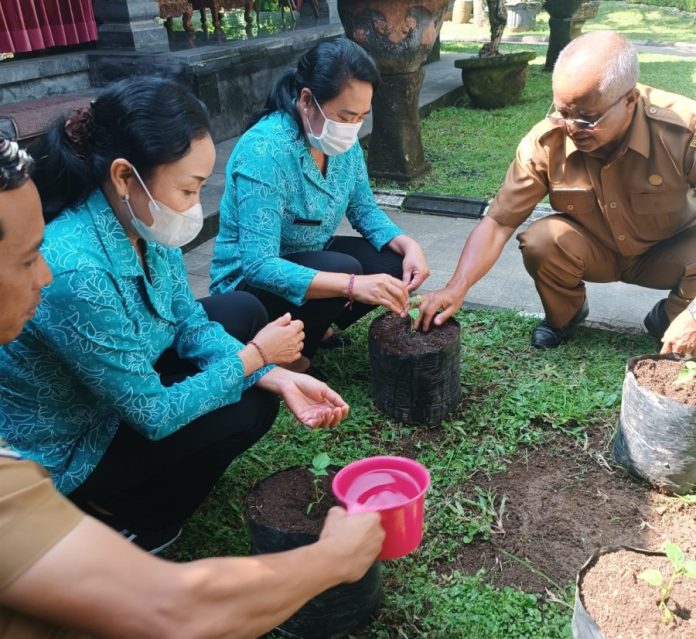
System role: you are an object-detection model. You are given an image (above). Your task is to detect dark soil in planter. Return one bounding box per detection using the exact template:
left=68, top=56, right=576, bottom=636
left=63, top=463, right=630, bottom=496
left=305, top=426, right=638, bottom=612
left=369, top=312, right=459, bottom=355
left=581, top=549, right=696, bottom=638
left=439, top=430, right=696, bottom=595
left=633, top=358, right=696, bottom=406
left=247, top=467, right=338, bottom=535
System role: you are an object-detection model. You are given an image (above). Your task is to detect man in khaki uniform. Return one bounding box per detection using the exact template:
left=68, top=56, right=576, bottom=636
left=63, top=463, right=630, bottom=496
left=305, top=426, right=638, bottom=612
left=416, top=31, right=696, bottom=348
left=0, top=138, right=383, bottom=638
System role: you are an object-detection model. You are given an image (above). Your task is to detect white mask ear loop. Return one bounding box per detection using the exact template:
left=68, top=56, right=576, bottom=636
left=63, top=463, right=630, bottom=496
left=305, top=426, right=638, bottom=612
left=130, top=165, right=158, bottom=207
left=122, top=191, right=145, bottom=229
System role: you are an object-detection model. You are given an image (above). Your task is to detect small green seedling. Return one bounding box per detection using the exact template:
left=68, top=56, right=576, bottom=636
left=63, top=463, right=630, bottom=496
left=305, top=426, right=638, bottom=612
left=637, top=542, right=696, bottom=624
left=674, top=361, right=696, bottom=385
left=307, top=452, right=331, bottom=514
left=406, top=296, right=424, bottom=330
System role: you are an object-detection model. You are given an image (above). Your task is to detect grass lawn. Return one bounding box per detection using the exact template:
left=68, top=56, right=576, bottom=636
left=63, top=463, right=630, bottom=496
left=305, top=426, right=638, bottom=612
left=371, top=46, right=696, bottom=200
left=167, top=308, right=695, bottom=638
left=441, top=0, right=696, bottom=44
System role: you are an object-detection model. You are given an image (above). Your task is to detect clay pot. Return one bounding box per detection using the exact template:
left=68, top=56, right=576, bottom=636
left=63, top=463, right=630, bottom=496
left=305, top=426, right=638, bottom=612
left=505, top=1, right=543, bottom=32
left=338, top=0, right=449, bottom=180
left=455, top=50, right=536, bottom=109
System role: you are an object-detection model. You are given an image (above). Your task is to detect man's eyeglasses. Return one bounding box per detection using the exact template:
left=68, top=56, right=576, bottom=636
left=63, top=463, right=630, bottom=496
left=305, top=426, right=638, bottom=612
left=545, top=93, right=626, bottom=131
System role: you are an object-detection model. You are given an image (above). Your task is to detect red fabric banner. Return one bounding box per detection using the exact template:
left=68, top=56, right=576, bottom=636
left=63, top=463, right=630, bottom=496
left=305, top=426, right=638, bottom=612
left=0, top=0, right=98, bottom=53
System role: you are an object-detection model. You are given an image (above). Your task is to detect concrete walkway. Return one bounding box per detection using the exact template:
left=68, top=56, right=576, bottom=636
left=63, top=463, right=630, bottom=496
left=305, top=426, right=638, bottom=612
left=185, top=39, right=696, bottom=332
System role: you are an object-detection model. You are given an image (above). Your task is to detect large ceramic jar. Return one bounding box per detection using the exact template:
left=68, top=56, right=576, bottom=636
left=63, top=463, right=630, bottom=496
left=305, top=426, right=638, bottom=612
left=338, top=0, right=449, bottom=180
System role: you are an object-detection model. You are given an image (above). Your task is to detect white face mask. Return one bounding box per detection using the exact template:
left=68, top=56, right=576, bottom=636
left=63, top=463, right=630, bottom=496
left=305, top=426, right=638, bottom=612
left=305, top=95, right=362, bottom=157
left=123, top=164, right=204, bottom=248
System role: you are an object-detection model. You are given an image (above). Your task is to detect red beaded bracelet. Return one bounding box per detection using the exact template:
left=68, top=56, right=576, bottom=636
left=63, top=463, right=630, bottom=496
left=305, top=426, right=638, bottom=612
left=249, top=339, right=269, bottom=367
left=344, top=273, right=355, bottom=310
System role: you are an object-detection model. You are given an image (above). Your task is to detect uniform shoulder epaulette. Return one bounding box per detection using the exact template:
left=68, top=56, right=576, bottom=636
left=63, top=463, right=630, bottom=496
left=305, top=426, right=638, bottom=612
left=644, top=102, right=694, bottom=132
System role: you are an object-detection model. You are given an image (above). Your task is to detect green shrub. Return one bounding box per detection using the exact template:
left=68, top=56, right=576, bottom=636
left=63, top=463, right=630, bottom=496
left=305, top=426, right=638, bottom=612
left=624, top=0, right=696, bottom=13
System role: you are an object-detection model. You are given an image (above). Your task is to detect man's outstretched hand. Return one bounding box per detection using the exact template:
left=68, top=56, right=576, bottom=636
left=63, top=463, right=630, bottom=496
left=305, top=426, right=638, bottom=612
left=412, top=286, right=465, bottom=332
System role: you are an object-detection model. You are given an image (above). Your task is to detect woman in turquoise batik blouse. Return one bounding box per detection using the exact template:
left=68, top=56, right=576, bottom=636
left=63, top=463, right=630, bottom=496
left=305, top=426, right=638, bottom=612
left=210, top=38, right=431, bottom=376
left=0, top=77, right=348, bottom=553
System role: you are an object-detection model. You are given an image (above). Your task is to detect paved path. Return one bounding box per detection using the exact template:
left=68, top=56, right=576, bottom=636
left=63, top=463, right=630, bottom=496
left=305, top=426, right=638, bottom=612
left=185, top=37, right=696, bottom=332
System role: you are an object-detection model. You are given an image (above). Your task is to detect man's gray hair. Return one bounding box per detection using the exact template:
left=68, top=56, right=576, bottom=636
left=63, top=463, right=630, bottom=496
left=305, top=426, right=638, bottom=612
left=555, top=32, right=639, bottom=103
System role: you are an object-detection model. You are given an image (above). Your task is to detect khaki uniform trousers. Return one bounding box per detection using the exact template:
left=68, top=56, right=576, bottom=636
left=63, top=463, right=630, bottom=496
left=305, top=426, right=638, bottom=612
left=517, top=215, right=696, bottom=328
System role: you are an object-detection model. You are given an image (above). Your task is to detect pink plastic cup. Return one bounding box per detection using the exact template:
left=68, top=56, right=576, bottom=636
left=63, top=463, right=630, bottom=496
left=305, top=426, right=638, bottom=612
left=332, top=456, right=430, bottom=560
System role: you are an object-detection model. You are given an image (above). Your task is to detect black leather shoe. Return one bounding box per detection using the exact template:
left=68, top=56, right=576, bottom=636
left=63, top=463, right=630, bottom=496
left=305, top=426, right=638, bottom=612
left=643, top=298, right=669, bottom=341
left=531, top=299, right=589, bottom=349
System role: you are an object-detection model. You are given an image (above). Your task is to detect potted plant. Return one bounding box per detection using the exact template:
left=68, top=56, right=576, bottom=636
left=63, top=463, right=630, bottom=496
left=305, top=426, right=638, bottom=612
left=367, top=297, right=462, bottom=427
left=572, top=543, right=696, bottom=638
left=505, top=0, right=543, bottom=32
left=245, top=454, right=382, bottom=638
left=453, top=0, right=536, bottom=108
left=613, top=355, right=696, bottom=495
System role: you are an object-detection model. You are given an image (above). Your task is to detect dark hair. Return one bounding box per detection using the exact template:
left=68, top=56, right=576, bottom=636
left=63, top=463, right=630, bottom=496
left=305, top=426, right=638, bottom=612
left=247, top=37, right=380, bottom=132
left=35, top=77, right=211, bottom=221
left=0, top=137, right=34, bottom=240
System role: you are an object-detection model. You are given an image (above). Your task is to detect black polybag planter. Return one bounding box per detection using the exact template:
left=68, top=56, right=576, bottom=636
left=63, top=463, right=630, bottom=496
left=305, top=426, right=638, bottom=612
left=572, top=545, right=666, bottom=639
left=368, top=316, right=462, bottom=426
left=245, top=468, right=382, bottom=639
left=613, top=354, right=696, bottom=494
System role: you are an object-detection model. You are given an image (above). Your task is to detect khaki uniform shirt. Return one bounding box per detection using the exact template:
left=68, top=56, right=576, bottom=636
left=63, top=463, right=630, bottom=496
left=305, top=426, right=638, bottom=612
left=488, top=84, right=696, bottom=256
left=0, top=451, right=89, bottom=639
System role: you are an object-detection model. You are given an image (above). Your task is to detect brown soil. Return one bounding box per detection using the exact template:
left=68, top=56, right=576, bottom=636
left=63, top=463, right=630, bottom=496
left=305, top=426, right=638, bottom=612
left=246, top=467, right=338, bottom=535
left=581, top=549, right=696, bottom=638
left=369, top=312, right=459, bottom=355
left=633, top=358, right=696, bottom=406
left=439, top=431, right=696, bottom=596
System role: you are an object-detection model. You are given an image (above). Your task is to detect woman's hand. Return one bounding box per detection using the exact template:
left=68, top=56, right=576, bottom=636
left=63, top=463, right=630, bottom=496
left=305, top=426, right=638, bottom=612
left=352, top=274, right=409, bottom=315
left=252, top=313, right=305, bottom=365
left=401, top=244, right=430, bottom=292
left=277, top=371, right=349, bottom=429
left=388, top=235, right=431, bottom=292
left=660, top=308, right=696, bottom=356
left=413, top=285, right=466, bottom=332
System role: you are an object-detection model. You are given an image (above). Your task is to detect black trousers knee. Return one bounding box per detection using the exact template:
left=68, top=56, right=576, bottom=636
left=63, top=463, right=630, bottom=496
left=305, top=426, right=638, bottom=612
left=237, top=236, right=403, bottom=357
left=69, top=291, right=280, bottom=531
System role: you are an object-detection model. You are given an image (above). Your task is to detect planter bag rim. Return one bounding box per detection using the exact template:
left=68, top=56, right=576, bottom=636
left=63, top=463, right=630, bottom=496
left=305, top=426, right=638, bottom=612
left=625, top=353, right=696, bottom=407
left=246, top=464, right=342, bottom=531
left=572, top=545, right=668, bottom=639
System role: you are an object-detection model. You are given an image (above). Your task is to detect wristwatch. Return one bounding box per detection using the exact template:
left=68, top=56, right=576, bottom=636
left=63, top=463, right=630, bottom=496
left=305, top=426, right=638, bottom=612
left=688, top=299, right=696, bottom=321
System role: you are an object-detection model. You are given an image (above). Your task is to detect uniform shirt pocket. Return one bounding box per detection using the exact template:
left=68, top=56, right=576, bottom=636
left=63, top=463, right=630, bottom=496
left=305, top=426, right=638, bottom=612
left=549, top=188, right=597, bottom=215
left=630, top=190, right=685, bottom=216
left=630, top=190, right=690, bottom=240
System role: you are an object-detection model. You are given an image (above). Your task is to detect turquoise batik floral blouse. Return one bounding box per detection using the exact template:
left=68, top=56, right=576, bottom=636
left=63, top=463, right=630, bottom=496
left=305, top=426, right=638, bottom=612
left=0, top=189, right=270, bottom=494
left=209, top=110, right=404, bottom=305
